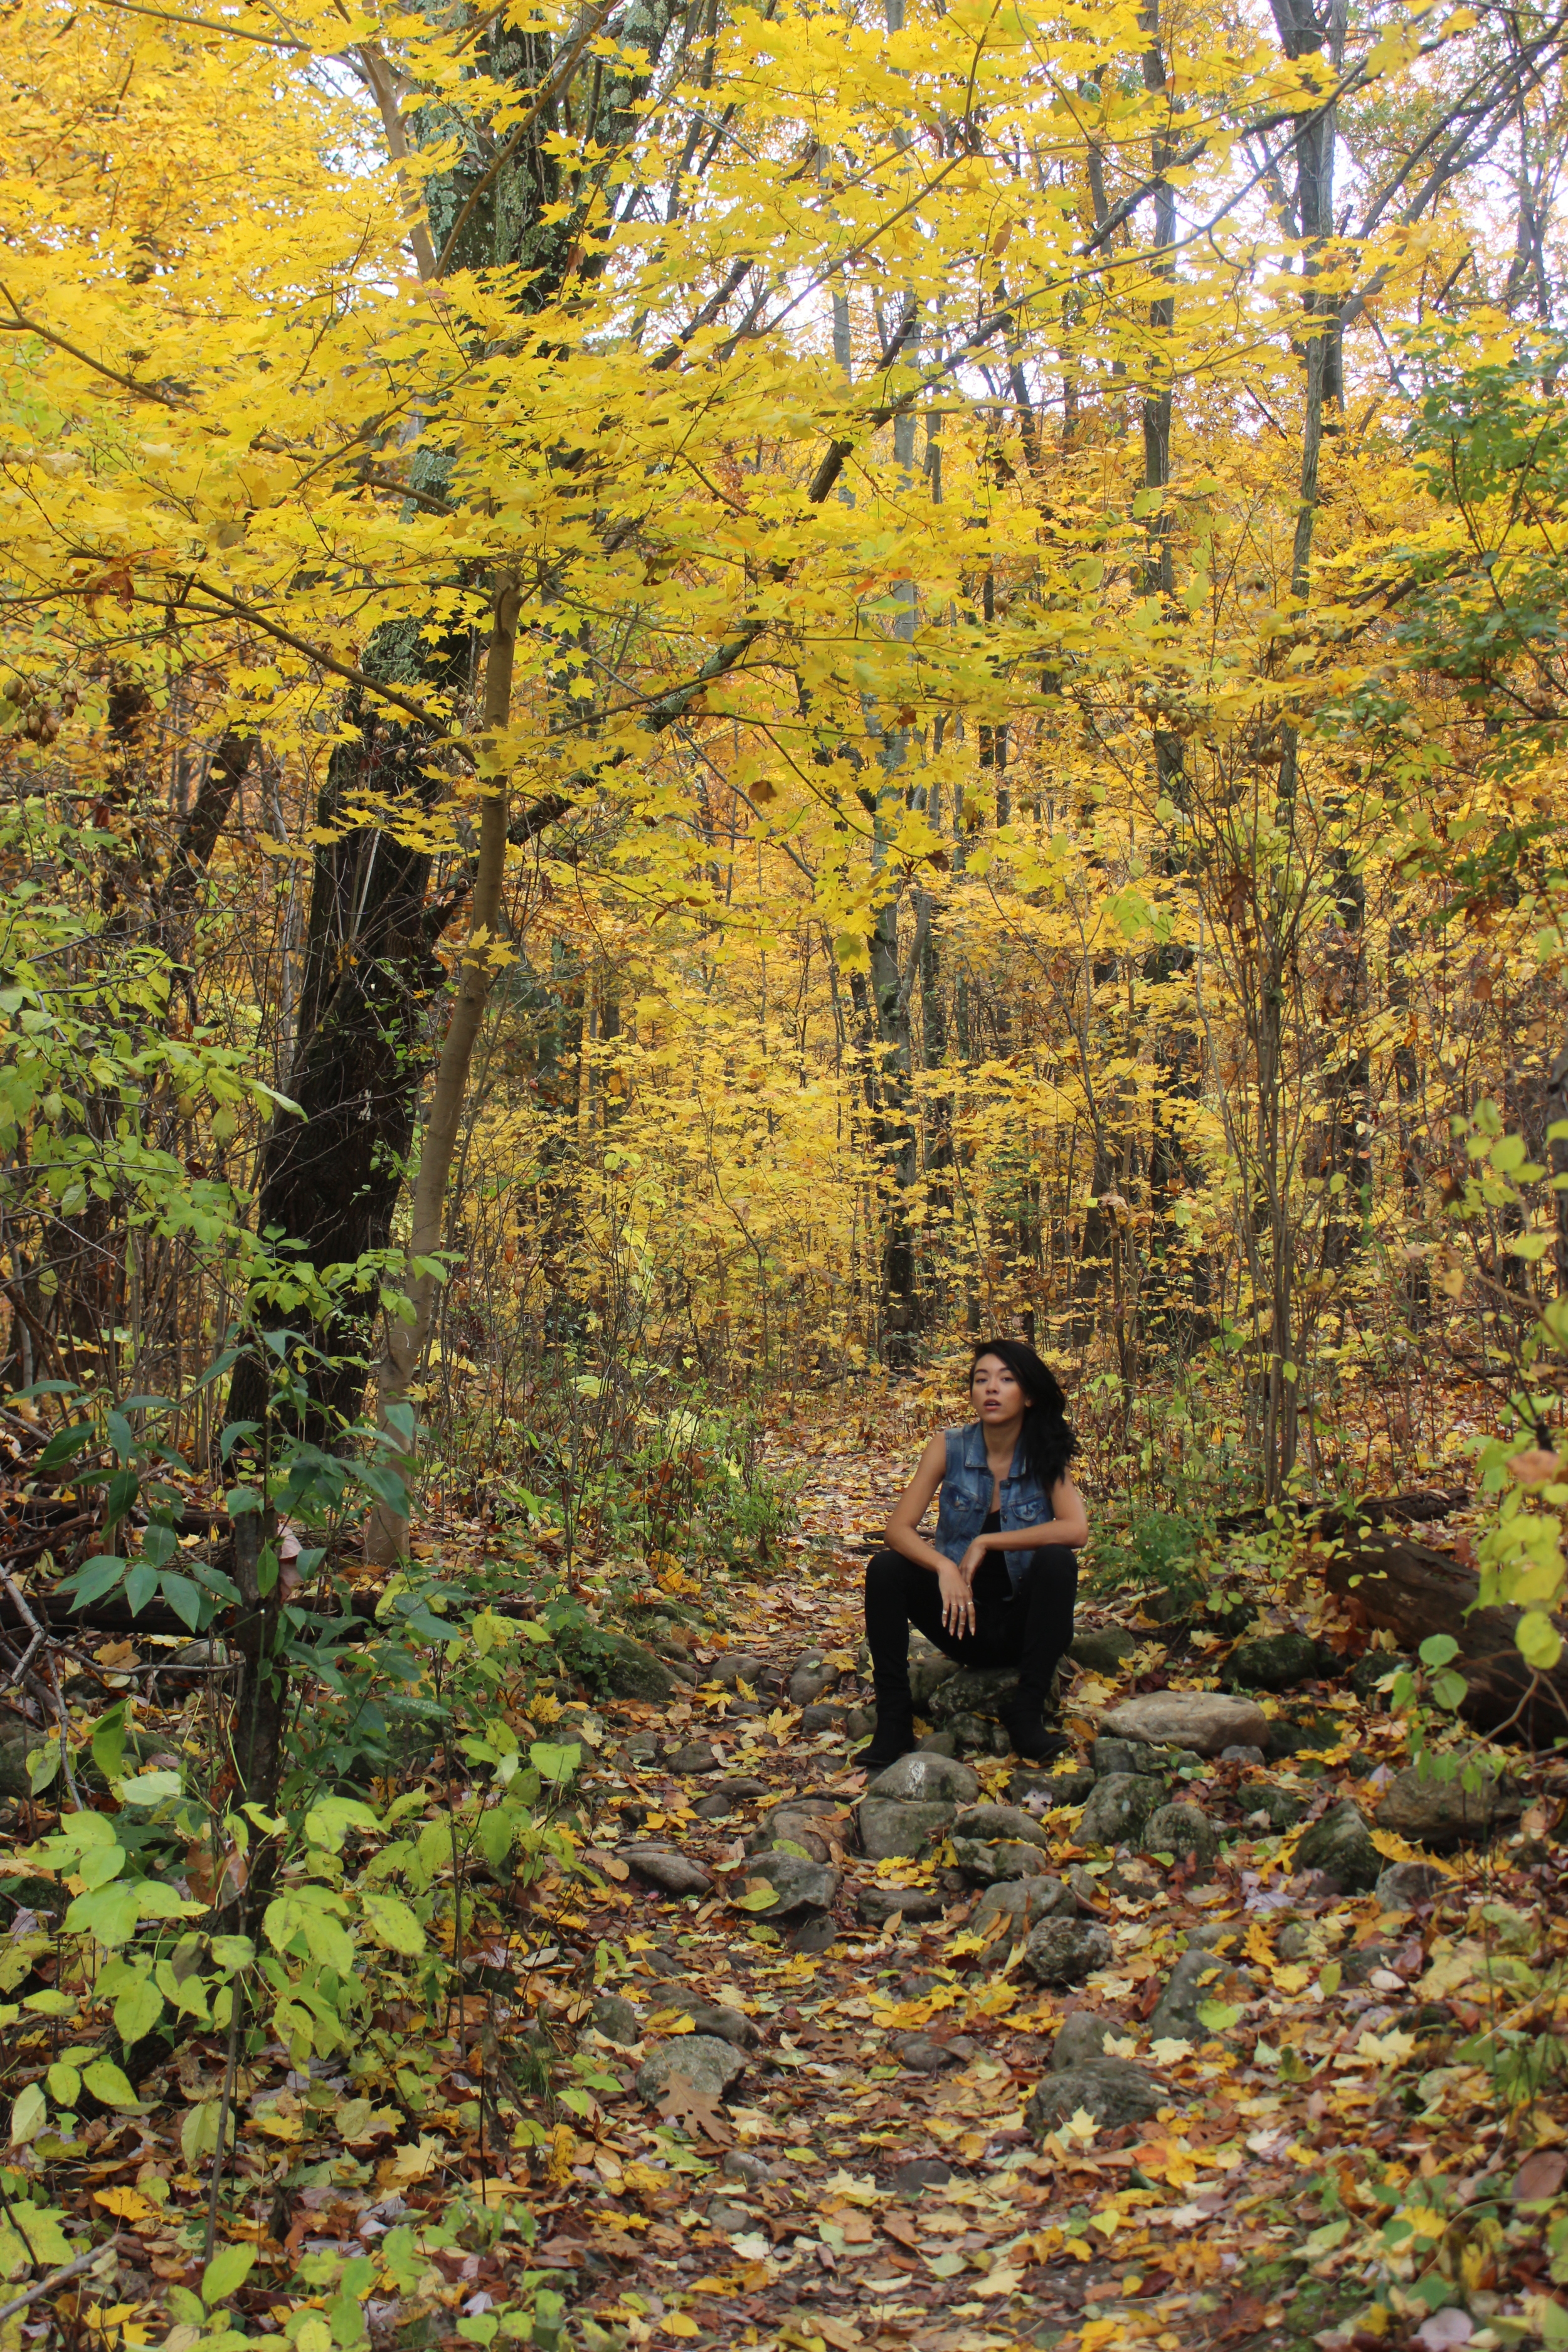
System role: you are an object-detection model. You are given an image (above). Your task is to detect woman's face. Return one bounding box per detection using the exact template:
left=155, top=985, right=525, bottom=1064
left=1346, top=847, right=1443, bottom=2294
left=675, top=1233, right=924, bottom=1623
left=971, top=1355, right=1029, bottom=1421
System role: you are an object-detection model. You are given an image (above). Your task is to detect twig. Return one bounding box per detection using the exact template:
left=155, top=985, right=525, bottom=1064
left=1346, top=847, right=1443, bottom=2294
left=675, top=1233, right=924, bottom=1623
left=3, top=1571, right=83, bottom=1808
left=203, top=1985, right=245, bottom=2265
left=0, top=2243, right=119, bottom=2325
left=0, top=1567, right=46, bottom=1690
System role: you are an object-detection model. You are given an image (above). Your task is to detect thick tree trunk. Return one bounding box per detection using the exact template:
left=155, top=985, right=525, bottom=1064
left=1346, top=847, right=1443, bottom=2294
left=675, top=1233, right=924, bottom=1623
left=225, top=3, right=678, bottom=1451
left=1324, top=1532, right=1568, bottom=1741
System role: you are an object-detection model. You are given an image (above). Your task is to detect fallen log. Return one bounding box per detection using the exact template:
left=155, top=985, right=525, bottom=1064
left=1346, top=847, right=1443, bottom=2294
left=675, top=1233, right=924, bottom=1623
left=1323, top=1532, right=1568, bottom=1742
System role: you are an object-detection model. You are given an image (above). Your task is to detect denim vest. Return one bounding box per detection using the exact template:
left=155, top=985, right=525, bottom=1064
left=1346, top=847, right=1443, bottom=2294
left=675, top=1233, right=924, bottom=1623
left=933, top=1423, right=1056, bottom=1593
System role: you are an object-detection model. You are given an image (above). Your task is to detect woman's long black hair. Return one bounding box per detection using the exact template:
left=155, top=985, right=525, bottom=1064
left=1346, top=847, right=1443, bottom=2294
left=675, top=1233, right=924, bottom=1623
left=969, top=1337, right=1078, bottom=1490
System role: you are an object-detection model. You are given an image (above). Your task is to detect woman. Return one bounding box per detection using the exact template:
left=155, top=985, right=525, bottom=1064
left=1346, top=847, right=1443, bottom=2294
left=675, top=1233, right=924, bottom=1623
left=859, top=1338, right=1087, bottom=1769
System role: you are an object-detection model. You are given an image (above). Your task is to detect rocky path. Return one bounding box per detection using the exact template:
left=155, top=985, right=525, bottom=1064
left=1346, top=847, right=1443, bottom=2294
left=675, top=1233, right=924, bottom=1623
left=511, top=1421, right=1567, bottom=2352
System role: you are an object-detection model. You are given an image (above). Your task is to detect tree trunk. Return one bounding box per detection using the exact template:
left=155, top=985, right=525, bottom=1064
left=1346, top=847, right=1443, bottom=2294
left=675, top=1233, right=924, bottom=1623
left=1323, top=1532, right=1568, bottom=1741
left=225, top=3, right=678, bottom=1450
left=365, top=576, right=521, bottom=1562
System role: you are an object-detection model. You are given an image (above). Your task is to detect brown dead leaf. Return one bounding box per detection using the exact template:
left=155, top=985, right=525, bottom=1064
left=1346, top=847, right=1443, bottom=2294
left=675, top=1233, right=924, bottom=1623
left=1514, top=2149, right=1567, bottom=2205
left=654, top=2072, right=734, bottom=2146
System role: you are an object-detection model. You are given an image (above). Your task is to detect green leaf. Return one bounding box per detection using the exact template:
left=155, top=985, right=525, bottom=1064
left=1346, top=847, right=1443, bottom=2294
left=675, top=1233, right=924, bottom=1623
left=1518, top=1611, right=1563, bottom=1669
left=158, top=1571, right=204, bottom=1630
left=117, top=1769, right=181, bottom=1808
left=64, top=1882, right=140, bottom=1947
left=201, top=2243, right=257, bottom=2307
left=46, top=2062, right=80, bottom=2106
left=8, top=2083, right=46, bottom=2145
left=529, top=1741, right=580, bottom=1784
left=90, top=1702, right=127, bottom=1785
left=82, top=2058, right=142, bottom=2110
left=357, top=1892, right=425, bottom=1956
left=1419, top=1633, right=1460, bottom=1666
left=1195, top=2000, right=1241, bottom=2032
left=36, top=1421, right=94, bottom=1472
left=65, top=1554, right=128, bottom=1612
left=1431, top=1670, right=1469, bottom=1709
left=113, top=1971, right=165, bottom=2047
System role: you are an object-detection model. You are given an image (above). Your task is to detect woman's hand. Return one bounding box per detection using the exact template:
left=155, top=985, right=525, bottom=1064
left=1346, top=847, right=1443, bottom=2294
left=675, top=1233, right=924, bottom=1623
left=938, top=1559, right=976, bottom=1637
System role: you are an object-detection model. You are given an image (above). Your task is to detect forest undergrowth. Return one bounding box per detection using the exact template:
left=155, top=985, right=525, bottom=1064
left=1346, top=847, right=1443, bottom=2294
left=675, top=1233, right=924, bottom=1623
left=1, top=1376, right=1564, bottom=2352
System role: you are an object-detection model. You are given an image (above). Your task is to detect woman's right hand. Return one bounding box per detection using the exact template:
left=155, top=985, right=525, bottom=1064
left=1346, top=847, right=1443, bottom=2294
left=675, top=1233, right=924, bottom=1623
left=937, top=1559, right=975, bottom=1638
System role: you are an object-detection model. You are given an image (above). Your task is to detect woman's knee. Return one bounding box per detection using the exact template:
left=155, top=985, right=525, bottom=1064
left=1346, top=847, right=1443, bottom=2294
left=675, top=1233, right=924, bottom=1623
left=864, top=1547, right=906, bottom=1604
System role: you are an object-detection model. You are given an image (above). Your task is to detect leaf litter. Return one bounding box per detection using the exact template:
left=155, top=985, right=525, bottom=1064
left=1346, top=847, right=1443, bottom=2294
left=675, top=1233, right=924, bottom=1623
left=1, top=1399, right=1565, bottom=2352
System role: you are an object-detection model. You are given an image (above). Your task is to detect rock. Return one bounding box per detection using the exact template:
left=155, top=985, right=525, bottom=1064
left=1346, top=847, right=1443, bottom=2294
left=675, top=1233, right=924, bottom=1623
left=1342, top=1941, right=1398, bottom=1988
left=948, top=1712, right=1009, bottom=1755
left=802, top=1703, right=849, bottom=1734
left=712, top=1653, right=766, bottom=1690
left=1295, top=1800, right=1381, bottom=1892
left=620, top=1731, right=661, bottom=1764
left=1052, top=2010, right=1115, bottom=2069
left=790, top=1913, right=838, bottom=1954
left=856, top=1796, right=957, bottom=1860
left=857, top=1884, right=946, bottom=1925
left=721, top=2149, right=772, bottom=2185
left=1147, top=1946, right=1252, bottom=2040
left=1180, top=1922, right=1242, bottom=1954
left=1141, top=1801, right=1220, bottom=1868
left=908, top=1634, right=960, bottom=1710
left=891, top=2158, right=950, bottom=2196
left=1224, top=1630, right=1332, bottom=1692
left=789, top=1654, right=838, bottom=1707
left=1011, top=1765, right=1096, bottom=1808
left=1076, top=1772, right=1162, bottom=1846
left=930, top=1666, right=1020, bottom=1724
left=1091, top=1737, right=1155, bottom=1778
left=895, top=2033, right=958, bottom=2072
left=952, top=1803, right=1053, bottom=1851
left=665, top=1742, right=721, bottom=1776
left=741, top=1851, right=838, bottom=1913
left=747, top=1811, right=833, bottom=1863
left=706, top=2199, right=752, bottom=2233
left=716, top=1776, right=769, bottom=1799
left=1027, top=2060, right=1166, bottom=2134
left=865, top=1752, right=980, bottom=1804
left=1264, top=1710, right=1340, bottom=1761
left=1375, top=1759, right=1523, bottom=1850
left=600, top=1633, right=692, bottom=1702
left=1375, top=1860, right=1449, bottom=1912
left=1069, top=1627, right=1142, bottom=1673
left=0, top=1728, right=43, bottom=1803
left=622, top=1847, right=712, bottom=1897
left=1244, top=1785, right=1307, bottom=1831
left=1220, top=1744, right=1266, bottom=1767
left=1022, top=1917, right=1115, bottom=1986
left=636, top=2034, right=744, bottom=2106
left=693, top=1793, right=733, bottom=1820
left=914, top=1730, right=958, bottom=1756
left=1348, top=1651, right=1413, bottom=1702
left=585, top=1994, right=640, bottom=2046
left=951, top=1838, right=1049, bottom=1883
left=653, top=1989, right=760, bottom=2047
left=1102, top=1692, right=1269, bottom=1756
left=973, top=1877, right=1075, bottom=1932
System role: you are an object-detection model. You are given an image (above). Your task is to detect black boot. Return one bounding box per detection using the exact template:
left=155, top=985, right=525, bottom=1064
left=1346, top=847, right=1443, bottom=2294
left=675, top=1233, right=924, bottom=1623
left=999, top=1694, right=1070, bottom=1763
left=857, top=1689, right=916, bottom=1772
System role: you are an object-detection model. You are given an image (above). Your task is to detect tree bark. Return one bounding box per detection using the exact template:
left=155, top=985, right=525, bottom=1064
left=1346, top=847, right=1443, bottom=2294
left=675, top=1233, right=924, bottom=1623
left=1323, top=1532, right=1568, bottom=1741
left=365, top=576, right=520, bottom=1562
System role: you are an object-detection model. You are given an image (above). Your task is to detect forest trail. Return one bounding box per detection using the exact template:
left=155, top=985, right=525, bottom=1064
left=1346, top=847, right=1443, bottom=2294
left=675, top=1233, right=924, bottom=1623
left=497, top=1411, right=1567, bottom=2352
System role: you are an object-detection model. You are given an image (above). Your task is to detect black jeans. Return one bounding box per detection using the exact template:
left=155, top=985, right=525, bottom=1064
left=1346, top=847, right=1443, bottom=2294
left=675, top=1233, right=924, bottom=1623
left=864, top=1545, right=1079, bottom=1718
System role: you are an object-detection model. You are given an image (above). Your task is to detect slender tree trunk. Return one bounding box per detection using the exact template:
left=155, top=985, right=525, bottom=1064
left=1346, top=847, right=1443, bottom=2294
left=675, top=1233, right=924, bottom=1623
left=366, top=578, right=520, bottom=1561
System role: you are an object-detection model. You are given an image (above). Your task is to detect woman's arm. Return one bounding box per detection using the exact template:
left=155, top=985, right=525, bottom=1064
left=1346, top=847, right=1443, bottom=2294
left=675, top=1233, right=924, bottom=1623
left=884, top=1433, right=953, bottom=1574
left=886, top=1434, right=985, bottom=1636
left=957, top=1475, right=1088, bottom=1579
